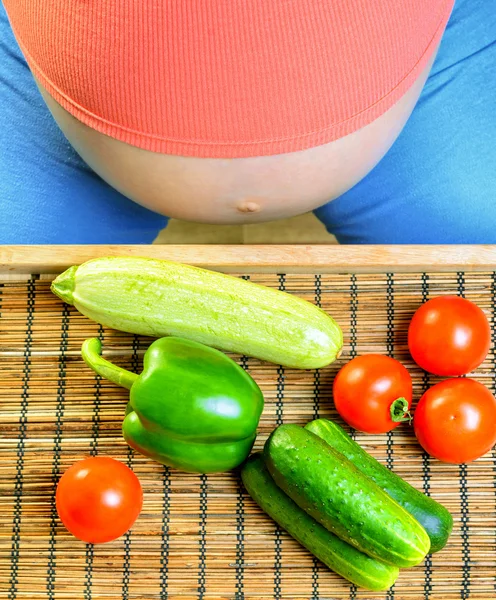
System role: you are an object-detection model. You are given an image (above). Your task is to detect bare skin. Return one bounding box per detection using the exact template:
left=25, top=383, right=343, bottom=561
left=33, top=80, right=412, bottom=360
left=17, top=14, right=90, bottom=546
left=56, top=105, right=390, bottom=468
left=36, top=50, right=437, bottom=225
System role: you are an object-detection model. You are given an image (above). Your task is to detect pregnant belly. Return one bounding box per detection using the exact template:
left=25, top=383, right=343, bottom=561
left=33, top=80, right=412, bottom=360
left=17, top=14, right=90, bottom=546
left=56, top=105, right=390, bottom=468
left=37, top=56, right=433, bottom=225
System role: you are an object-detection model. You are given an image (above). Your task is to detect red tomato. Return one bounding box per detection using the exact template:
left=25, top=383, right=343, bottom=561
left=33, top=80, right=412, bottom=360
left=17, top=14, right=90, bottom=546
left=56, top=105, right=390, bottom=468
left=414, top=378, right=496, bottom=463
left=56, top=456, right=143, bottom=544
left=333, top=354, right=412, bottom=434
left=408, top=295, right=490, bottom=376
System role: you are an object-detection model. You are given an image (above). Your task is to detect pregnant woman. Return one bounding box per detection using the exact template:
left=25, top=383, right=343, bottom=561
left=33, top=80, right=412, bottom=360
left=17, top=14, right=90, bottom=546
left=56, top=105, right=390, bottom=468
left=1, top=0, right=494, bottom=243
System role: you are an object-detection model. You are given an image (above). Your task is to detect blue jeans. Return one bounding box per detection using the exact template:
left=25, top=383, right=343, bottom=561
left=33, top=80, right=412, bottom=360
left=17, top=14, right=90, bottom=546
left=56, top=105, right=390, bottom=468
left=1, top=0, right=494, bottom=244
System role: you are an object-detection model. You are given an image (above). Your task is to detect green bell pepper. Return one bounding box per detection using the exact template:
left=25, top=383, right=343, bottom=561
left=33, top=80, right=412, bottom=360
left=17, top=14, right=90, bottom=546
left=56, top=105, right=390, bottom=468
left=81, top=336, right=264, bottom=473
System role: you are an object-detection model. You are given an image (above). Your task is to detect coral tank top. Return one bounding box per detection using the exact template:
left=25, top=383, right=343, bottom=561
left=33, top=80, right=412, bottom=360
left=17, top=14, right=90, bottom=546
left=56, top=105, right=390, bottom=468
left=3, top=0, right=454, bottom=158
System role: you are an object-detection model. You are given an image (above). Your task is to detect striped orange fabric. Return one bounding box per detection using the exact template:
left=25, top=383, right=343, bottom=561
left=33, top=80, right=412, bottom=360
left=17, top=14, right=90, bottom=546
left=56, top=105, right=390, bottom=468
left=4, top=0, right=454, bottom=158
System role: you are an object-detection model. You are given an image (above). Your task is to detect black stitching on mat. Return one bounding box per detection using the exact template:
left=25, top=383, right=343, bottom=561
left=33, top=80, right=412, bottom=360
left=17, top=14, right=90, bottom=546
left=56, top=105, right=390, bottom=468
left=273, top=275, right=286, bottom=600
left=421, top=273, right=429, bottom=304
left=234, top=275, right=251, bottom=600
left=460, top=463, right=470, bottom=599
left=84, top=325, right=104, bottom=600
left=313, top=274, right=322, bottom=420
left=385, top=274, right=395, bottom=471
left=84, top=545, right=94, bottom=600
left=121, top=335, right=140, bottom=600
left=9, top=278, right=35, bottom=600
left=273, top=528, right=282, bottom=600
left=348, top=274, right=359, bottom=465
left=121, top=448, right=133, bottom=600
left=235, top=478, right=245, bottom=600
left=275, top=276, right=286, bottom=426
left=420, top=273, right=433, bottom=600
left=46, top=303, right=70, bottom=598
left=197, top=474, right=208, bottom=599
left=131, top=333, right=140, bottom=375
left=349, top=274, right=358, bottom=360
left=314, top=274, right=322, bottom=308
left=457, top=272, right=470, bottom=598
left=121, top=519, right=132, bottom=598
left=275, top=275, right=286, bottom=430
left=312, top=370, right=321, bottom=423
left=310, top=559, right=319, bottom=600
left=274, top=358, right=285, bottom=600
left=160, top=467, right=171, bottom=599
left=386, top=273, right=395, bottom=359
left=312, top=274, right=322, bottom=422
left=310, top=275, right=322, bottom=599
left=385, top=274, right=395, bottom=600
left=276, top=364, right=285, bottom=428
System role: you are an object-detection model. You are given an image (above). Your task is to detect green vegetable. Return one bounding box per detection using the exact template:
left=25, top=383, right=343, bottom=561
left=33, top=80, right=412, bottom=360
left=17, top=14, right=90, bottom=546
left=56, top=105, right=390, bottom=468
left=305, top=418, right=453, bottom=553
left=81, top=336, right=264, bottom=473
left=51, top=256, right=342, bottom=369
left=241, top=453, right=399, bottom=591
left=264, top=424, right=430, bottom=568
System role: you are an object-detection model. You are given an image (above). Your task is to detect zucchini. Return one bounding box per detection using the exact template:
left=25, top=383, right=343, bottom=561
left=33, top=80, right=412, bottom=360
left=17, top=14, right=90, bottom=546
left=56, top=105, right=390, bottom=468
left=241, top=453, right=398, bottom=591
left=264, top=424, right=430, bottom=568
left=51, top=257, right=342, bottom=369
left=305, top=419, right=453, bottom=553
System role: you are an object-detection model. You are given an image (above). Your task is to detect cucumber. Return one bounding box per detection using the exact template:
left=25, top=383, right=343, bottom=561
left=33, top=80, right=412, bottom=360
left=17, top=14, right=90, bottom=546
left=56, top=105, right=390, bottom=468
left=305, top=419, right=453, bottom=553
left=51, top=257, right=342, bottom=369
left=264, top=424, right=430, bottom=568
left=241, top=453, right=398, bottom=591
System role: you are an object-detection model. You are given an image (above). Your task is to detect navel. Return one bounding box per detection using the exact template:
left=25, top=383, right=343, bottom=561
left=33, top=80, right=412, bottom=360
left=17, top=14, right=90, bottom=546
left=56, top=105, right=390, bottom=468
left=237, top=199, right=261, bottom=213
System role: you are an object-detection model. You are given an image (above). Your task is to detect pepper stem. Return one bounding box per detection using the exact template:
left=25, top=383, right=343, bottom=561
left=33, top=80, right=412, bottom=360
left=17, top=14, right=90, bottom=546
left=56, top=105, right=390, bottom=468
left=81, top=338, right=139, bottom=390
left=390, top=397, right=412, bottom=424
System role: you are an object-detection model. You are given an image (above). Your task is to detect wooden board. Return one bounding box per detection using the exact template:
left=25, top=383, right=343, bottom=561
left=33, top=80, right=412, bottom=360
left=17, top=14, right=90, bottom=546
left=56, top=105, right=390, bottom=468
left=1, top=246, right=496, bottom=599
left=1, top=244, right=496, bottom=274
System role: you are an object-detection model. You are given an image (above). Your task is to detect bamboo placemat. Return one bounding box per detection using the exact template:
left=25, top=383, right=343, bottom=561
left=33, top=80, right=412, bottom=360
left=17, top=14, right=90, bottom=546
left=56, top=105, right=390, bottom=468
left=1, top=270, right=496, bottom=599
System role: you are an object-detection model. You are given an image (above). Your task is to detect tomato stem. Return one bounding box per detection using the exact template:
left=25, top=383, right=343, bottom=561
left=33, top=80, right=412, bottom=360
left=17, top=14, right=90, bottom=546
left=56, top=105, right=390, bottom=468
left=390, top=397, right=412, bottom=424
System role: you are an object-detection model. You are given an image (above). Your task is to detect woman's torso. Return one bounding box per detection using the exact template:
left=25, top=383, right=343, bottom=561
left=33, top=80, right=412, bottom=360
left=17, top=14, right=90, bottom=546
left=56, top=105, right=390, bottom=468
left=3, top=0, right=452, bottom=224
